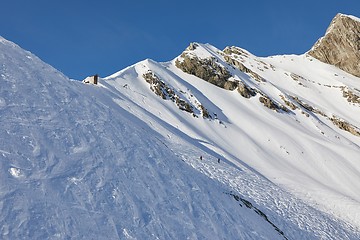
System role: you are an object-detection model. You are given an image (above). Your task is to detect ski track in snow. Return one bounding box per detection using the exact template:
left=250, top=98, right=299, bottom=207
left=119, top=93, right=360, bottom=239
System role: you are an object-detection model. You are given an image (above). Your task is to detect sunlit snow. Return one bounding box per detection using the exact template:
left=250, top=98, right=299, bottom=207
left=1, top=36, right=360, bottom=239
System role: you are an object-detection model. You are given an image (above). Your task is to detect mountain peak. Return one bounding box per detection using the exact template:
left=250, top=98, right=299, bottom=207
left=337, top=13, right=360, bottom=23
left=308, top=13, right=360, bottom=77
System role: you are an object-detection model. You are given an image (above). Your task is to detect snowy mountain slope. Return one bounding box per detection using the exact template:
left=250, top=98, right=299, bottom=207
left=98, top=67, right=360, bottom=239
left=0, top=36, right=301, bottom=239
left=1, top=15, right=360, bottom=239
left=102, top=41, right=360, bottom=234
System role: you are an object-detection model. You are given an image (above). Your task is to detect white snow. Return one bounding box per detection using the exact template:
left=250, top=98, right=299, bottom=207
left=104, top=43, right=360, bottom=235
left=8, top=167, right=22, bottom=178
left=340, top=13, right=360, bottom=23
left=1, top=35, right=360, bottom=240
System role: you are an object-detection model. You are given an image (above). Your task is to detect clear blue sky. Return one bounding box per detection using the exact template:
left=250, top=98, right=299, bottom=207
left=1, top=0, right=359, bottom=79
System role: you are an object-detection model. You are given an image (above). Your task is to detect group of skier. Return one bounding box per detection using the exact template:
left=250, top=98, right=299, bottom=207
left=199, top=155, right=221, bottom=163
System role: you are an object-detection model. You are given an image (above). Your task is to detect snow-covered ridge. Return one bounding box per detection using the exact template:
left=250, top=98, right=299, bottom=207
left=340, top=13, right=360, bottom=23
left=0, top=35, right=15, bottom=45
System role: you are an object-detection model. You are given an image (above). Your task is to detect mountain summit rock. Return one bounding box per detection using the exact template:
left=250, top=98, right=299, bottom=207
left=308, top=13, right=360, bottom=77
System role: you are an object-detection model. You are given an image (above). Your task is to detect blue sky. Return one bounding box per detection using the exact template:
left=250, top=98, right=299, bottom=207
left=1, top=0, right=360, bottom=79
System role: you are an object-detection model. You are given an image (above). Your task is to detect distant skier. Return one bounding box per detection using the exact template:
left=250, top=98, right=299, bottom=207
left=200, top=156, right=203, bottom=160
left=218, top=158, right=220, bottom=163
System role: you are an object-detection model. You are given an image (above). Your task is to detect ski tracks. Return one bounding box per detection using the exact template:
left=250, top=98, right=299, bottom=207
left=170, top=140, right=360, bottom=239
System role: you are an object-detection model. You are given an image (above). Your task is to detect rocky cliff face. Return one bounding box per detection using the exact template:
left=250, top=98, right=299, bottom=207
left=308, top=13, right=360, bottom=78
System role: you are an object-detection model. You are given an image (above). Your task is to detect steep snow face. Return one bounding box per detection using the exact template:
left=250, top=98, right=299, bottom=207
left=0, top=38, right=307, bottom=239
left=105, top=42, right=360, bottom=234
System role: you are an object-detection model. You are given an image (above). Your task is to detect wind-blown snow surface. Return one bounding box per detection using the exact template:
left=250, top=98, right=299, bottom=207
left=0, top=37, right=360, bottom=239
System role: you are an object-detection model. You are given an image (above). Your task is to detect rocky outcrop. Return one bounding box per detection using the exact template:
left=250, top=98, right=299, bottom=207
left=259, top=95, right=289, bottom=112
left=330, top=116, right=360, bottom=136
left=288, top=95, right=360, bottom=136
left=237, top=81, right=256, bottom=98
left=341, top=87, right=360, bottom=104
left=280, top=95, right=298, bottom=110
left=143, top=71, right=171, bottom=99
left=175, top=54, right=233, bottom=89
left=226, top=192, right=288, bottom=240
left=222, top=47, right=265, bottom=82
left=308, top=13, right=360, bottom=77
left=176, top=45, right=265, bottom=100
left=259, top=96, right=278, bottom=110
left=199, top=104, right=211, bottom=119
left=143, top=70, right=216, bottom=119
left=142, top=71, right=194, bottom=113
left=291, top=96, right=314, bottom=112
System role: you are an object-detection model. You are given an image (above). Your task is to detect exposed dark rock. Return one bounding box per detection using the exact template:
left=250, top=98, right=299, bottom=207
left=259, top=96, right=277, bottom=110
left=259, top=96, right=289, bottom=112
left=289, top=95, right=359, bottom=136
left=175, top=54, right=232, bottom=89
left=330, top=116, right=360, bottom=136
left=144, top=69, right=216, bottom=120
left=176, top=46, right=262, bottom=99
left=199, top=104, right=211, bottom=119
left=223, top=46, right=250, bottom=57
left=290, top=96, right=327, bottom=116
left=341, top=87, right=360, bottom=104
left=290, top=73, right=307, bottom=83
left=308, top=13, right=360, bottom=77
left=226, top=192, right=288, bottom=240
left=280, top=95, right=298, bottom=110
left=143, top=71, right=168, bottom=99
left=142, top=71, right=193, bottom=114
left=291, top=96, right=314, bottom=112
left=175, top=97, right=193, bottom=113
left=187, top=42, right=199, bottom=51
left=222, top=55, right=265, bottom=82
left=223, top=80, right=239, bottom=91
left=237, top=81, right=257, bottom=98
